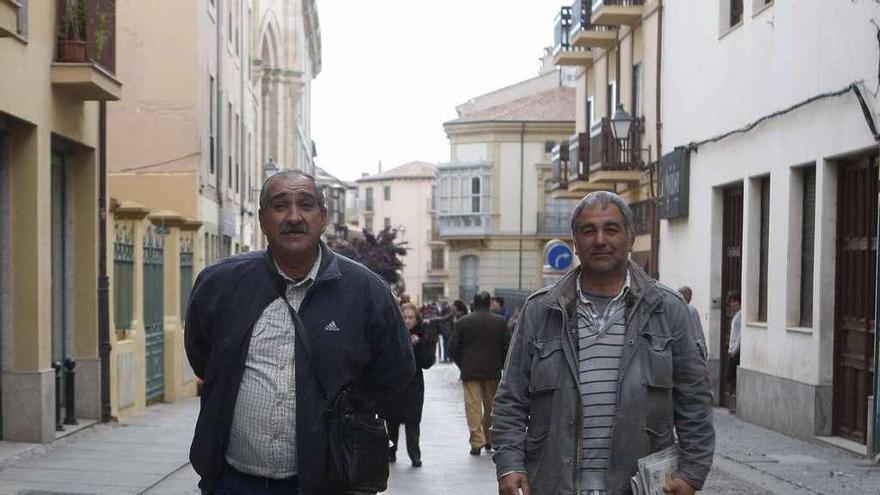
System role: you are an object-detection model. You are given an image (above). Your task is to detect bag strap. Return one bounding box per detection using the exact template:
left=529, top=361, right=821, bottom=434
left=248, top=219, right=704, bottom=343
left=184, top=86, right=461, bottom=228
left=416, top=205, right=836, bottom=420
left=280, top=291, right=331, bottom=402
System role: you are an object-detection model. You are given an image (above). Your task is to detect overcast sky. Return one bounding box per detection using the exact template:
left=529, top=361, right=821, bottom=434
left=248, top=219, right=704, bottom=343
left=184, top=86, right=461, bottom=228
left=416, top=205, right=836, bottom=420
left=312, top=0, right=563, bottom=182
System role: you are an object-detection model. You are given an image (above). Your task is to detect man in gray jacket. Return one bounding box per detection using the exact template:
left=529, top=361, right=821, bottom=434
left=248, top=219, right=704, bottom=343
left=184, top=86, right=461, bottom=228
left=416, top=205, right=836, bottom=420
left=492, top=191, right=714, bottom=495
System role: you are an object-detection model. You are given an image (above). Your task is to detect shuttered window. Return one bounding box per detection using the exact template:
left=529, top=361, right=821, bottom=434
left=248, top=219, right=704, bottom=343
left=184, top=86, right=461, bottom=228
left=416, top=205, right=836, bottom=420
left=799, top=166, right=816, bottom=327
left=758, top=176, right=770, bottom=322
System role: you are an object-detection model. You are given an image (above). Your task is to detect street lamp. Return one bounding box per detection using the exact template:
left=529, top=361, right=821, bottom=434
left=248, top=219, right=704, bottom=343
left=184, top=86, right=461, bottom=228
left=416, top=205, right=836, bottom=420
left=610, top=104, right=634, bottom=142
left=263, top=157, right=278, bottom=182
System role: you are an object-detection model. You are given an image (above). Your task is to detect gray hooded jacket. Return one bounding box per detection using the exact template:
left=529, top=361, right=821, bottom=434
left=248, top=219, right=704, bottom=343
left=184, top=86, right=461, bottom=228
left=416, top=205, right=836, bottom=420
left=491, top=262, right=714, bottom=494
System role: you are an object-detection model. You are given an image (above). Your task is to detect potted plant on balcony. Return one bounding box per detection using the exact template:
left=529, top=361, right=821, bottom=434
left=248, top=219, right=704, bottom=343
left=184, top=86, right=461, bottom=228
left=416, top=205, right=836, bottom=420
left=57, top=0, right=87, bottom=62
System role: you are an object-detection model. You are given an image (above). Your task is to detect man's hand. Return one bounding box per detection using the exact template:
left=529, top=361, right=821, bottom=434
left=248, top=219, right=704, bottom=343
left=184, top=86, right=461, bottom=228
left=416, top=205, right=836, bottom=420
left=662, top=475, right=696, bottom=495
left=498, top=472, right=531, bottom=495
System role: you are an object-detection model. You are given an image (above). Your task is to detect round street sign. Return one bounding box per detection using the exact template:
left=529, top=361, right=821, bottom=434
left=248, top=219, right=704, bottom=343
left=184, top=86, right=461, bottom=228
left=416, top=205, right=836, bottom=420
left=545, top=240, right=573, bottom=272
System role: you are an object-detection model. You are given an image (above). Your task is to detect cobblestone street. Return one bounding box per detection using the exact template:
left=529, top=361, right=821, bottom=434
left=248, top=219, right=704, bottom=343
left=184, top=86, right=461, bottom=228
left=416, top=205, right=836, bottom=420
left=0, top=362, right=876, bottom=494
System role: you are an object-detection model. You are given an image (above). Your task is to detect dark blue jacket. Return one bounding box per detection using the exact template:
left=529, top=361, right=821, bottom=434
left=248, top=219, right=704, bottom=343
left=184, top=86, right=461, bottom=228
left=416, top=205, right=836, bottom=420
left=185, top=242, right=415, bottom=494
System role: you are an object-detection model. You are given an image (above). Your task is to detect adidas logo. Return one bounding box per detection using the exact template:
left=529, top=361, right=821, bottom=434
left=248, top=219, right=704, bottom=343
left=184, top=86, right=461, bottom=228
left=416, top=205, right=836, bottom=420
left=324, top=320, right=341, bottom=332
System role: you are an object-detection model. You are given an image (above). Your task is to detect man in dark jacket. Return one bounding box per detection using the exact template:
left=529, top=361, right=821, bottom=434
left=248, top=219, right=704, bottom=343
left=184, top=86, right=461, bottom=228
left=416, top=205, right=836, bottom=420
left=492, top=191, right=713, bottom=495
left=448, top=291, right=510, bottom=456
left=185, top=170, right=415, bottom=495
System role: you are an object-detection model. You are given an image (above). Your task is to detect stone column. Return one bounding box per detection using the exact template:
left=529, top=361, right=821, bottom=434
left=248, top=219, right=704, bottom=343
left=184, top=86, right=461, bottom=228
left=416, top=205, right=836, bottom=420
left=3, top=123, right=54, bottom=443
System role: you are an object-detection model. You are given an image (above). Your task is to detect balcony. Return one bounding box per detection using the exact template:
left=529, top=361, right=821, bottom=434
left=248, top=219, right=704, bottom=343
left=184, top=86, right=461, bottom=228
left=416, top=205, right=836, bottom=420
left=51, top=0, right=122, bottom=101
left=587, top=116, right=645, bottom=184
left=549, top=133, right=610, bottom=199
left=436, top=213, right=493, bottom=238
left=537, top=211, right=571, bottom=238
left=629, top=198, right=656, bottom=236
left=569, top=0, right=617, bottom=50
left=590, top=0, right=645, bottom=27
left=552, top=6, right=594, bottom=68
left=0, top=0, right=25, bottom=38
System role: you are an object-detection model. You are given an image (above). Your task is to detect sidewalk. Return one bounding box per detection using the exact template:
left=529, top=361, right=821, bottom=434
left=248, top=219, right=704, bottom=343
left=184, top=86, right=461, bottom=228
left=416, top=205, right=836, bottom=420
left=0, top=363, right=877, bottom=494
left=0, top=398, right=198, bottom=494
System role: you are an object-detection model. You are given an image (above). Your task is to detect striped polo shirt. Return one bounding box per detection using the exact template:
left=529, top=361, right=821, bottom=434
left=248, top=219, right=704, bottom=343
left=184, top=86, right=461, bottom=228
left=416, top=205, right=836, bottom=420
left=575, top=272, right=631, bottom=494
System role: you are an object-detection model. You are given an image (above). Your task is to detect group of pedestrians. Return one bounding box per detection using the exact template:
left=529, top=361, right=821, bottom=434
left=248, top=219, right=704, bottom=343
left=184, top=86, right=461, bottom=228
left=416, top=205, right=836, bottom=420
left=182, top=168, right=716, bottom=495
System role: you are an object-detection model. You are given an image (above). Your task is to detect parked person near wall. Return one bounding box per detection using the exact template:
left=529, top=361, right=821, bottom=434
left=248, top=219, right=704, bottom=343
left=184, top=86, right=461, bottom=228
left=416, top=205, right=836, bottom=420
left=382, top=303, right=436, bottom=467
left=448, top=292, right=510, bottom=456
left=492, top=191, right=714, bottom=495
left=726, top=290, right=742, bottom=402
left=678, top=285, right=708, bottom=344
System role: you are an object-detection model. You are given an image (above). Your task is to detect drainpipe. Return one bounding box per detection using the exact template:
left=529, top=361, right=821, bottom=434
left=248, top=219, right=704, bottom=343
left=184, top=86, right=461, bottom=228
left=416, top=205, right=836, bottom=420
left=874, top=158, right=880, bottom=461
left=651, top=0, right=663, bottom=279
left=216, top=0, right=224, bottom=251
left=98, top=102, right=110, bottom=422
left=518, top=122, right=525, bottom=291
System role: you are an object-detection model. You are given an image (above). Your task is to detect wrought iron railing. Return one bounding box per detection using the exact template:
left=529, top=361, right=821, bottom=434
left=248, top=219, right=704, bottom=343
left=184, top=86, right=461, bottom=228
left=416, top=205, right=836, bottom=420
left=592, top=0, right=645, bottom=10
left=113, top=223, right=133, bottom=331
left=551, top=142, right=569, bottom=188
left=629, top=199, right=655, bottom=236
left=537, top=212, right=571, bottom=237
left=568, top=132, right=589, bottom=182
left=589, top=117, right=644, bottom=172
left=179, top=235, right=194, bottom=323
left=553, top=6, right=572, bottom=55
left=55, top=0, right=116, bottom=73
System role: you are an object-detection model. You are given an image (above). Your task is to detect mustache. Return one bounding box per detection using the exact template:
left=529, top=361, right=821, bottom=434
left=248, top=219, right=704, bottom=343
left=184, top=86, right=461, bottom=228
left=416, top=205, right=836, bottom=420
left=279, top=222, right=308, bottom=235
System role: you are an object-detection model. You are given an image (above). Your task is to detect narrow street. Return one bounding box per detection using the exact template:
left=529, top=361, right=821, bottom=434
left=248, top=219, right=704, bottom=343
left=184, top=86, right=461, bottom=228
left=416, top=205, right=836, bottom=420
left=0, top=362, right=876, bottom=494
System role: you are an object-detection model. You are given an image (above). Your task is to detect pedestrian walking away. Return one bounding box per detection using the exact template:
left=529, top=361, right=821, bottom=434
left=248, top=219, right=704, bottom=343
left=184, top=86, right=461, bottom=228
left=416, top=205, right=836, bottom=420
left=678, top=285, right=708, bottom=347
left=492, top=191, right=715, bottom=495
left=381, top=303, right=437, bottom=467
left=448, top=291, right=510, bottom=456
left=184, top=170, right=415, bottom=495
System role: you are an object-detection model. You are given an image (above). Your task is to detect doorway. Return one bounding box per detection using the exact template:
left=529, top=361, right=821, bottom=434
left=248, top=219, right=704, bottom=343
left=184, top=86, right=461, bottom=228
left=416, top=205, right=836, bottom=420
left=50, top=148, right=73, bottom=411
left=833, top=153, right=878, bottom=444
left=720, top=184, right=743, bottom=408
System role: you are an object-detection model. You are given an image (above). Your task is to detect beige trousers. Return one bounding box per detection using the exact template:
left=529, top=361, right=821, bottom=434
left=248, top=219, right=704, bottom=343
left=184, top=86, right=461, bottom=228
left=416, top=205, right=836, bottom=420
left=462, top=379, right=499, bottom=449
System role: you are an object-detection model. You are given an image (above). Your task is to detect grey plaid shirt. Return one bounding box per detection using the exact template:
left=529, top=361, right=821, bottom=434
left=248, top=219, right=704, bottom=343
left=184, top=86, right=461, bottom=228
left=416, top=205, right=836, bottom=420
left=225, top=250, right=322, bottom=479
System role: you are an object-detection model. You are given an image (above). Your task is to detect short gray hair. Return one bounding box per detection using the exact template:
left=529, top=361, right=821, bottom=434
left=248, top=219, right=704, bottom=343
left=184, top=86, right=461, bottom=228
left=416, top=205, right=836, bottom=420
left=258, top=169, right=325, bottom=211
left=570, top=191, right=635, bottom=237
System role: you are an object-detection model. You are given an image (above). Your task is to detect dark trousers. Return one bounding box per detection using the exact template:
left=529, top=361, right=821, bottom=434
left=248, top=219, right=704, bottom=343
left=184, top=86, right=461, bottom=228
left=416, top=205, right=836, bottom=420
left=727, top=351, right=740, bottom=392
left=387, top=421, right=421, bottom=462
left=212, top=464, right=299, bottom=495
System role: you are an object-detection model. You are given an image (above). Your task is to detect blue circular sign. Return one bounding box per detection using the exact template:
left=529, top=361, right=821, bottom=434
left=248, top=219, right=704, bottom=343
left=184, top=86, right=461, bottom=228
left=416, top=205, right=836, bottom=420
left=546, top=242, right=573, bottom=271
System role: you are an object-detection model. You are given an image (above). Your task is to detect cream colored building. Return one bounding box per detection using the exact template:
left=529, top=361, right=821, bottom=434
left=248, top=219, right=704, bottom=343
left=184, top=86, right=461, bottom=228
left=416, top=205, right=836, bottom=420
left=105, top=0, right=320, bottom=416
left=659, top=0, right=879, bottom=451
left=437, top=65, right=575, bottom=304
left=549, top=0, right=662, bottom=273
left=357, top=162, right=444, bottom=304
left=0, top=1, right=122, bottom=442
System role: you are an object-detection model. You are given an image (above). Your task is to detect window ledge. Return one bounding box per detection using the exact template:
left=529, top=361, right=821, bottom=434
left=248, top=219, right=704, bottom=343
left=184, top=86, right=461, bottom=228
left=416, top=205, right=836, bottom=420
left=752, top=2, right=773, bottom=18
left=785, top=325, right=813, bottom=334
left=745, top=321, right=768, bottom=329
left=719, top=21, right=743, bottom=41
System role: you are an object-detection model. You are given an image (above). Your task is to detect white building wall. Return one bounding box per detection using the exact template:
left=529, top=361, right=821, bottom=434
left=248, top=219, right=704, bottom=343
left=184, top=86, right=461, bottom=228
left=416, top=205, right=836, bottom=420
left=498, top=142, right=543, bottom=235
left=659, top=0, right=879, bottom=440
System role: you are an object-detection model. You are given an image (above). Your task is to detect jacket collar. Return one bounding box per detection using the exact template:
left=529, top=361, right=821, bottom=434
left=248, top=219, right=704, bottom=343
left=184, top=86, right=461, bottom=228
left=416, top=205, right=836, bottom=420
left=263, top=239, right=343, bottom=292
left=539, top=259, right=663, bottom=314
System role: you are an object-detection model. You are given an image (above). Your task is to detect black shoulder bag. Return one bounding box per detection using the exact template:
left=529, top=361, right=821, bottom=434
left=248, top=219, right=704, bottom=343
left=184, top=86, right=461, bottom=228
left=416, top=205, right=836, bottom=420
left=284, top=301, right=390, bottom=493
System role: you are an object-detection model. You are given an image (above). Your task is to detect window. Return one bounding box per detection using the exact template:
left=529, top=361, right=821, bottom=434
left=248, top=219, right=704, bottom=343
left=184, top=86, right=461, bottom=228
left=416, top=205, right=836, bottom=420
left=365, top=187, right=374, bottom=211
left=799, top=166, right=816, bottom=326
left=587, top=96, right=595, bottom=126
left=730, top=0, right=743, bottom=28
left=383, top=185, right=390, bottom=201
left=384, top=217, right=391, bottom=230
left=606, top=81, right=617, bottom=118
left=632, top=63, right=643, bottom=118
left=431, top=248, right=445, bottom=271
left=758, top=176, right=770, bottom=322
left=209, top=75, right=216, bottom=174
left=459, top=255, right=479, bottom=304
left=365, top=217, right=373, bottom=232
left=227, top=103, right=233, bottom=189
left=471, top=177, right=481, bottom=213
